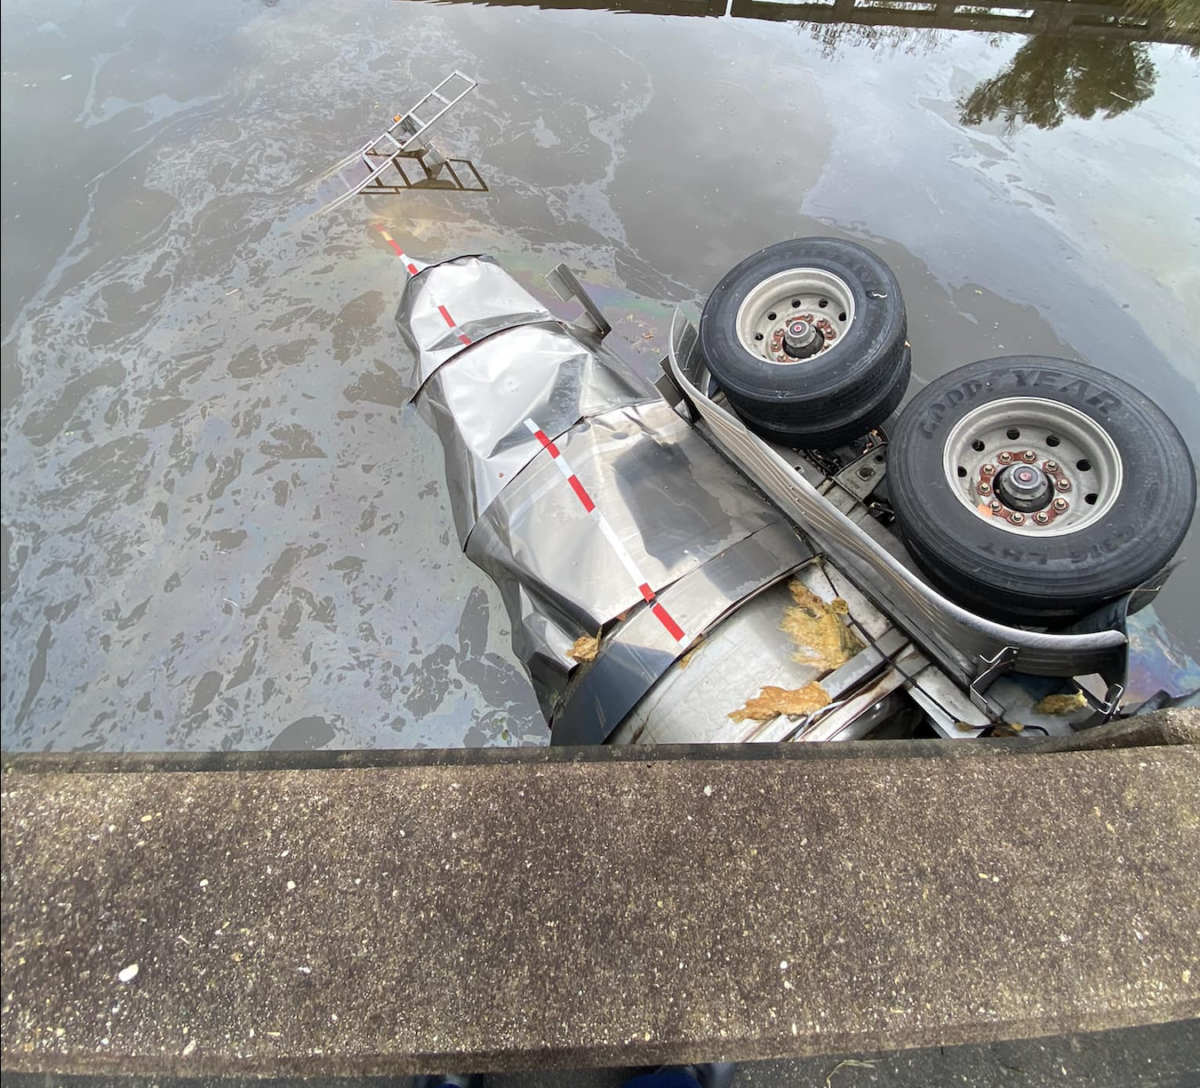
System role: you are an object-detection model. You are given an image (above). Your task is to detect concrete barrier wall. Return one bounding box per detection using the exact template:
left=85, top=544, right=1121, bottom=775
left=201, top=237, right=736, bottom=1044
left=3, top=711, right=1198, bottom=1077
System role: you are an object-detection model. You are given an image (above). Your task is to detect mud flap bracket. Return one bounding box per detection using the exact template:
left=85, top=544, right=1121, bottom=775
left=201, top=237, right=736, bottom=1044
left=970, top=645, right=1018, bottom=717
left=546, top=264, right=612, bottom=340
left=1075, top=673, right=1126, bottom=724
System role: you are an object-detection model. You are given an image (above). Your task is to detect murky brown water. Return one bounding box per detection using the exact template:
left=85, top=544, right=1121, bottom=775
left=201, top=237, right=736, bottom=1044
left=3, top=0, right=1198, bottom=751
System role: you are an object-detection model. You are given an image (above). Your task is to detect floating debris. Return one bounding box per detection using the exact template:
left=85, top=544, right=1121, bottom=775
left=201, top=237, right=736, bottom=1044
left=567, top=632, right=601, bottom=663
left=1033, top=690, right=1087, bottom=715
left=781, top=580, right=862, bottom=669
left=729, top=682, right=831, bottom=723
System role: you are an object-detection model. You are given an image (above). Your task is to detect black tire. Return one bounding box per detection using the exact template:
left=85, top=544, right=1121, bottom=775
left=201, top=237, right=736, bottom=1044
left=734, top=347, right=912, bottom=449
left=699, top=237, right=908, bottom=448
left=888, top=355, right=1196, bottom=625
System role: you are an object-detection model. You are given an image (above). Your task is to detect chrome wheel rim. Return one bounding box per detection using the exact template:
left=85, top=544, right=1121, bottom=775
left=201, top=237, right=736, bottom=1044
left=942, top=397, right=1123, bottom=536
left=735, top=268, right=856, bottom=365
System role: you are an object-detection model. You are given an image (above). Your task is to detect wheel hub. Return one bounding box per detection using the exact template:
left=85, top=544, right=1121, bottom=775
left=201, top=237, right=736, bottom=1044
left=940, top=397, right=1123, bottom=537
left=782, top=316, right=823, bottom=359
left=734, top=268, right=856, bottom=365
left=994, top=463, right=1052, bottom=512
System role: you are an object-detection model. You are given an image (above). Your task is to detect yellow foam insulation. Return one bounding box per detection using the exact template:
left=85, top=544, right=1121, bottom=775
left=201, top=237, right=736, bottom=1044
left=1033, top=690, right=1087, bottom=715
left=567, top=633, right=601, bottom=663
left=676, top=638, right=704, bottom=670
left=781, top=580, right=862, bottom=669
left=729, top=682, right=832, bottom=723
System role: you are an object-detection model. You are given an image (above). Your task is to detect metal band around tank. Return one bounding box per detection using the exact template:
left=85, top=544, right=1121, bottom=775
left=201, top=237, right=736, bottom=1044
left=392, top=251, right=800, bottom=727
left=396, top=254, right=557, bottom=392
left=550, top=520, right=815, bottom=745
left=414, top=321, right=660, bottom=544
left=397, top=255, right=663, bottom=544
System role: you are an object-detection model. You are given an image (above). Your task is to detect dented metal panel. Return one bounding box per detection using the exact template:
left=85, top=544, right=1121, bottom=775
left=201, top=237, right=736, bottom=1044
left=415, top=322, right=658, bottom=544
left=552, top=520, right=814, bottom=745
left=395, top=251, right=1136, bottom=744
left=466, top=400, right=781, bottom=651
left=795, top=644, right=929, bottom=742
left=397, top=255, right=555, bottom=385
left=395, top=254, right=789, bottom=727
left=627, top=561, right=892, bottom=746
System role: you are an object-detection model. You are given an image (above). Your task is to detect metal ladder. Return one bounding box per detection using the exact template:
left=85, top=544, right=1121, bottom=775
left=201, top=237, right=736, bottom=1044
left=317, top=71, right=478, bottom=214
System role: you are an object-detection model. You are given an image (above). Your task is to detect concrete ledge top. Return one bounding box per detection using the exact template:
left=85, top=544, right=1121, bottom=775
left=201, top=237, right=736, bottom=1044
left=3, top=721, right=1199, bottom=1076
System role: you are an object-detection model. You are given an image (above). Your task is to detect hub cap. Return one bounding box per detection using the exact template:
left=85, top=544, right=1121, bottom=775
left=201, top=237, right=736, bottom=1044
left=995, top=463, right=1053, bottom=512
left=735, top=268, right=856, bottom=365
left=783, top=316, right=822, bottom=359
left=942, top=397, right=1123, bottom=536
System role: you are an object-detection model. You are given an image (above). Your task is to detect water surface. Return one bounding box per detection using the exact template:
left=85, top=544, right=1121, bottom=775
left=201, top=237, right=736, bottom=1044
left=3, top=0, right=1198, bottom=750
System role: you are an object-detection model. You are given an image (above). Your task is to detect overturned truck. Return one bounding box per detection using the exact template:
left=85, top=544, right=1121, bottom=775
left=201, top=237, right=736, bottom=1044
left=394, top=236, right=1198, bottom=746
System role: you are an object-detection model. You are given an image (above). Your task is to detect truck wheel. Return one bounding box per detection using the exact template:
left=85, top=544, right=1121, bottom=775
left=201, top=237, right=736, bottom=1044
left=732, top=348, right=912, bottom=450
left=887, top=355, right=1196, bottom=625
left=698, top=237, right=909, bottom=448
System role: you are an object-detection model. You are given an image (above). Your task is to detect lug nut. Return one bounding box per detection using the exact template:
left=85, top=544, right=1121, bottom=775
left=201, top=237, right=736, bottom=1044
left=1045, top=460, right=1058, bottom=472
left=998, top=452, right=1013, bottom=464
left=982, top=463, right=996, bottom=475
left=1010, top=512, right=1026, bottom=524
left=990, top=500, right=1003, bottom=512
left=1056, top=478, right=1071, bottom=491
left=1022, top=450, right=1037, bottom=462
left=1053, top=497, right=1068, bottom=511
left=978, top=482, right=991, bottom=495
left=1034, top=512, right=1049, bottom=524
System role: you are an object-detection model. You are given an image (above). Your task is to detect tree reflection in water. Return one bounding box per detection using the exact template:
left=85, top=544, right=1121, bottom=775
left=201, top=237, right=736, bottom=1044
left=785, top=0, right=1198, bottom=132
left=358, top=0, right=1199, bottom=133
left=958, top=36, right=1158, bottom=131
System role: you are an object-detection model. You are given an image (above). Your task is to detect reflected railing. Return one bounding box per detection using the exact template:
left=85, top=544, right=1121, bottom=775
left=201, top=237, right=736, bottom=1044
left=732, top=0, right=1198, bottom=47
left=425, top=0, right=1199, bottom=46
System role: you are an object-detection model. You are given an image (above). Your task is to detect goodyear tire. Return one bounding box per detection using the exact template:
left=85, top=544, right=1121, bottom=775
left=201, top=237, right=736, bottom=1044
left=888, top=356, right=1196, bottom=624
